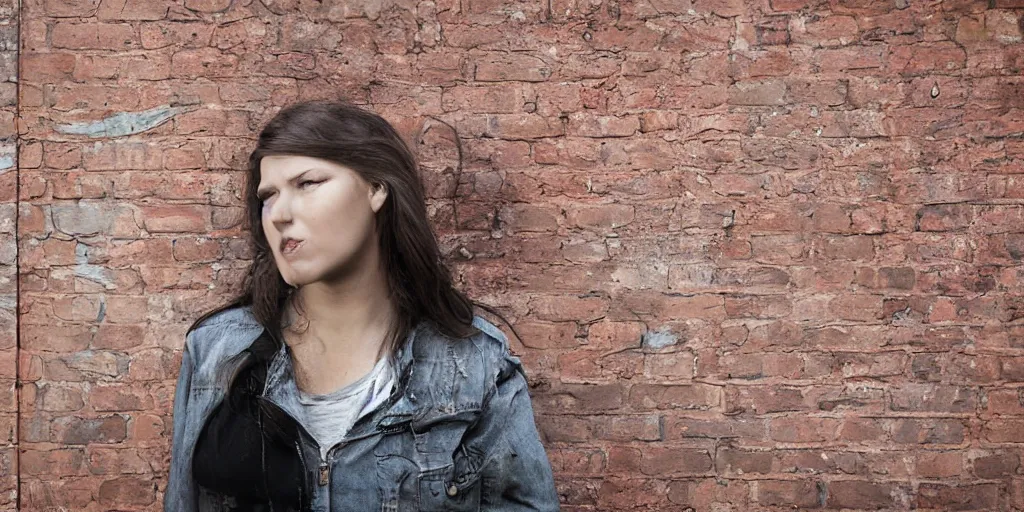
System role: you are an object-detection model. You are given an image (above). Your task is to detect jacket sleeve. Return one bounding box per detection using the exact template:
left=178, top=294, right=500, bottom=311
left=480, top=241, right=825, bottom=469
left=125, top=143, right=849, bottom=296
left=165, top=336, right=198, bottom=512
left=477, top=353, right=560, bottom=511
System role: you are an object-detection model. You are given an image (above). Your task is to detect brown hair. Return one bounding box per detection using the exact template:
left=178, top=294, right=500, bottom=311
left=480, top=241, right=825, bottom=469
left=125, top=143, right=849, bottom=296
left=188, top=99, right=513, bottom=358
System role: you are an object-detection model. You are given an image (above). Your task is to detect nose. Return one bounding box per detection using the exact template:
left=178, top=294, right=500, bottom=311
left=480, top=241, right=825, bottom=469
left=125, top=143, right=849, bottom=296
left=264, top=192, right=293, bottom=228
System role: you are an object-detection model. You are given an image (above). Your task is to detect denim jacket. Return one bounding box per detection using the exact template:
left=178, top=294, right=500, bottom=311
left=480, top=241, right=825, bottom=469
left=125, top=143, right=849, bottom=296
left=165, top=305, right=560, bottom=511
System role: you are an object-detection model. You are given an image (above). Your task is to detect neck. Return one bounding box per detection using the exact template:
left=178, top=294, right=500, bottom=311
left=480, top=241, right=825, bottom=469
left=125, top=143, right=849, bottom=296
left=285, top=257, right=396, bottom=362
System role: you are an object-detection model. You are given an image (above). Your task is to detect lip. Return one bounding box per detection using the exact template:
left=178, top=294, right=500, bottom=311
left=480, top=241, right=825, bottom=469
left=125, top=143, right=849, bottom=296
left=280, top=237, right=305, bottom=256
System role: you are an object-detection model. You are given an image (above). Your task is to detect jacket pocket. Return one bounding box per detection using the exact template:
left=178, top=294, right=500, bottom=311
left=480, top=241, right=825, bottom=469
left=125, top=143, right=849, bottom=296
left=413, top=421, right=483, bottom=512
left=417, top=445, right=482, bottom=512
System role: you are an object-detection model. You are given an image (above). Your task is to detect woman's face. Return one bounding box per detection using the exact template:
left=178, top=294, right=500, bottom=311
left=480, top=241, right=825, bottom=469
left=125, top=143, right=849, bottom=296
left=257, top=155, right=388, bottom=288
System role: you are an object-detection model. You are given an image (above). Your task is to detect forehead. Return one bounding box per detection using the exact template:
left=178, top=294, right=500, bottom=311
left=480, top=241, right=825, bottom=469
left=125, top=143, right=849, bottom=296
left=258, top=155, right=335, bottom=182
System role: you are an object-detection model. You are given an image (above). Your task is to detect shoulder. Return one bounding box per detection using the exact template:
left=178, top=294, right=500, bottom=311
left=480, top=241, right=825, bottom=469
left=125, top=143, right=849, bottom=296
left=447, top=314, right=519, bottom=378
left=468, top=315, right=512, bottom=361
left=467, top=315, right=523, bottom=383
left=403, top=314, right=522, bottom=420
left=409, top=314, right=512, bottom=365
left=184, top=304, right=265, bottom=381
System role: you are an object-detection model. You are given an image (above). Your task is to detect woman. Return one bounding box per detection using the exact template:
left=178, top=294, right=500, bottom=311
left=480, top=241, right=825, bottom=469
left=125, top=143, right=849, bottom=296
left=165, top=100, right=559, bottom=511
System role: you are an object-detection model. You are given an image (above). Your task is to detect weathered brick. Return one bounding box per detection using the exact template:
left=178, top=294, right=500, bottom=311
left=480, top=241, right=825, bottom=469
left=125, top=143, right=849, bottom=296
left=893, top=418, right=967, bottom=445
left=917, top=451, right=965, bottom=478
left=769, top=417, right=840, bottom=443
left=11, top=0, right=1024, bottom=508
left=534, top=383, right=625, bottom=414
left=755, top=480, right=823, bottom=508
left=640, top=447, right=713, bottom=475
left=717, top=447, right=773, bottom=474
left=828, top=481, right=898, bottom=509
left=97, top=476, right=155, bottom=506
left=51, top=415, right=127, bottom=445
left=917, top=483, right=1001, bottom=510
left=972, top=450, right=1020, bottom=479
left=629, top=384, right=721, bottom=411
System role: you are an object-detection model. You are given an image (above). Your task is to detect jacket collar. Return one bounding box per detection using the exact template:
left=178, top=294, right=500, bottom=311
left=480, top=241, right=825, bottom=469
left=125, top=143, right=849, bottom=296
left=225, top=305, right=433, bottom=431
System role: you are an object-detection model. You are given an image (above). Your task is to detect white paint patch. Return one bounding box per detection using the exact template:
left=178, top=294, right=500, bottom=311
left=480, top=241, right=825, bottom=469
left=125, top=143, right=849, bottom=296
left=75, top=242, right=115, bottom=289
left=642, top=327, right=678, bottom=349
left=55, top=105, right=193, bottom=138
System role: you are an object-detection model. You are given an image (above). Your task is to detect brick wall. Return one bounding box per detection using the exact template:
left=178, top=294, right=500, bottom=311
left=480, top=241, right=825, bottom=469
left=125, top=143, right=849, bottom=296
left=13, top=0, right=1024, bottom=510
left=0, top=0, right=13, bottom=508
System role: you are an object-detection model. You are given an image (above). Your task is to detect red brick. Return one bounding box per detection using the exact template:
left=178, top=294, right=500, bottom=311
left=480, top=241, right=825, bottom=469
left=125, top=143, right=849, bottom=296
left=669, top=478, right=751, bottom=508
left=917, top=451, right=965, bottom=478
left=533, top=383, right=625, bottom=414
left=769, top=417, right=840, bottom=443
left=665, top=415, right=766, bottom=440
left=629, top=384, right=721, bottom=411
left=538, top=414, right=661, bottom=443
left=890, top=384, right=978, bottom=413
left=597, top=478, right=668, bottom=510
left=791, top=15, right=860, bottom=46
left=717, top=447, right=772, bottom=474
left=37, top=383, right=84, bottom=412
left=557, top=350, right=643, bottom=383
left=11, top=0, right=1024, bottom=507
left=972, top=450, right=1020, bottom=478
left=528, top=294, right=606, bottom=321
left=140, top=205, right=208, bottom=233
left=51, top=22, right=138, bottom=50
left=567, top=204, right=635, bottom=231
left=89, top=384, right=153, bottom=412
left=839, top=417, right=886, bottom=443
left=777, top=449, right=860, bottom=475
left=20, top=448, right=85, bottom=477
left=984, top=419, right=1024, bottom=443
left=170, top=47, right=239, bottom=78
left=755, top=480, right=823, bottom=508
left=509, top=321, right=576, bottom=350
left=51, top=415, right=128, bottom=445
left=893, top=418, right=966, bottom=445
left=474, top=54, right=552, bottom=82
left=986, top=388, right=1024, bottom=416
left=140, top=21, right=215, bottom=49
left=828, top=481, right=898, bottom=509
left=889, top=43, right=968, bottom=75
left=97, top=476, right=155, bottom=506
left=728, top=79, right=787, bottom=105
left=640, top=447, right=713, bottom=475
left=917, top=483, right=1001, bottom=510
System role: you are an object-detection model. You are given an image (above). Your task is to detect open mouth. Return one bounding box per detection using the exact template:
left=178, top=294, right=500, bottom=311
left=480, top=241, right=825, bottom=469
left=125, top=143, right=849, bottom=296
left=281, top=238, right=304, bottom=254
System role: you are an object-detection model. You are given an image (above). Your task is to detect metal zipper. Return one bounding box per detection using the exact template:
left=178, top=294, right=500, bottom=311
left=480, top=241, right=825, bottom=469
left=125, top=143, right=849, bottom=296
left=265, top=359, right=416, bottom=493
left=256, top=397, right=327, bottom=487
left=295, top=439, right=310, bottom=509
left=318, top=461, right=330, bottom=486
left=313, top=413, right=413, bottom=487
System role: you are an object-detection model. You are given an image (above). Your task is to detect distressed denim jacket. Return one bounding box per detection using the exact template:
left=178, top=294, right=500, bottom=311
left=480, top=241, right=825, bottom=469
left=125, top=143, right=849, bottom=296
left=165, top=305, right=560, bottom=511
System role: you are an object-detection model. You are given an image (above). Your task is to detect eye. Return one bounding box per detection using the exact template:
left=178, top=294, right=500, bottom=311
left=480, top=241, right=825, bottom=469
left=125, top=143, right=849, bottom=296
left=299, top=179, right=324, bottom=189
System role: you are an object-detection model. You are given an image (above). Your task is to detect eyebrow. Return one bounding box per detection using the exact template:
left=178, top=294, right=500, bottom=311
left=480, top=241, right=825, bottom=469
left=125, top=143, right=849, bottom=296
left=256, top=169, right=317, bottom=198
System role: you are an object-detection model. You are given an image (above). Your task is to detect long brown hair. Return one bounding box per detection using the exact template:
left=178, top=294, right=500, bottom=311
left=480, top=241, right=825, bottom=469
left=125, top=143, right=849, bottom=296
left=188, top=99, right=515, bottom=358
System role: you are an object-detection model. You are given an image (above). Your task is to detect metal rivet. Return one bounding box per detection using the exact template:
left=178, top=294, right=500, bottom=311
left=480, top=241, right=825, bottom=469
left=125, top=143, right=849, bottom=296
left=446, top=484, right=458, bottom=497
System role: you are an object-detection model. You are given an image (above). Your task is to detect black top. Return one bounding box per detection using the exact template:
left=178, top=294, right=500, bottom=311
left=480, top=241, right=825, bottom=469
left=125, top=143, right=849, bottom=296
left=192, top=332, right=310, bottom=511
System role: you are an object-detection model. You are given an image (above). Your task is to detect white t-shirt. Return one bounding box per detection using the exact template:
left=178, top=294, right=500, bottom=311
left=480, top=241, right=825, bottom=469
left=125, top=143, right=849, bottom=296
left=296, top=355, right=395, bottom=460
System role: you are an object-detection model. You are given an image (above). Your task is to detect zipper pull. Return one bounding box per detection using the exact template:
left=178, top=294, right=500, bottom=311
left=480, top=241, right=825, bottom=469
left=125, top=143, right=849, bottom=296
left=318, top=462, right=329, bottom=486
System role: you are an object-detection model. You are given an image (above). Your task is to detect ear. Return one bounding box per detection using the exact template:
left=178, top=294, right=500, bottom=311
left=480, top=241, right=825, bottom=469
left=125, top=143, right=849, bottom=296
left=369, top=182, right=388, bottom=213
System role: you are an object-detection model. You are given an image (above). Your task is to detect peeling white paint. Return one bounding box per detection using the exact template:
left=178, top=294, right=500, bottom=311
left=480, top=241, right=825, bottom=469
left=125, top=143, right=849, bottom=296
left=642, top=328, right=678, bottom=349
left=55, top=105, right=192, bottom=138
left=74, top=242, right=115, bottom=289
